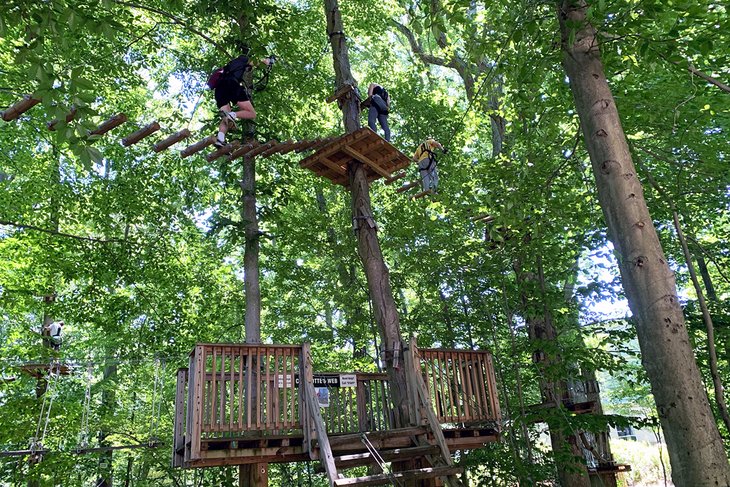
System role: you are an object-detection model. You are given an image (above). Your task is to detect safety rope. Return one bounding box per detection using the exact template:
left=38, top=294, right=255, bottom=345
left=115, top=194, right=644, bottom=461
left=360, top=433, right=403, bottom=486
left=78, top=364, right=93, bottom=449
left=32, top=358, right=61, bottom=453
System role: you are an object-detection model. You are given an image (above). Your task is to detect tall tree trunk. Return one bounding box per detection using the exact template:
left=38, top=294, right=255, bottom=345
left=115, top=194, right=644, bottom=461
left=96, top=362, right=116, bottom=487
left=514, top=257, right=589, bottom=487
left=324, top=0, right=411, bottom=427
left=558, top=2, right=730, bottom=484
left=241, top=154, right=261, bottom=344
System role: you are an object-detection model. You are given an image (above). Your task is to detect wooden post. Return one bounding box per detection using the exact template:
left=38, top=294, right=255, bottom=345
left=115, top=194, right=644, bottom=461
left=239, top=463, right=268, bottom=487
left=1, top=95, right=40, bottom=122
left=153, top=129, right=191, bottom=152
left=89, top=113, right=128, bottom=136
left=122, top=121, right=161, bottom=146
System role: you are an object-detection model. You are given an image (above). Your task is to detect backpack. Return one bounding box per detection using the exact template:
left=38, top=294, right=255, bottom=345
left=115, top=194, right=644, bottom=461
left=207, top=68, right=224, bottom=90
left=380, top=87, right=389, bottom=105
left=224, top=55, right=250, bottom=82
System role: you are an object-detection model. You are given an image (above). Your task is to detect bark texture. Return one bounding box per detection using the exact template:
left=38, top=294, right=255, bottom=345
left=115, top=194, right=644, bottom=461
left=241, top=154, right=261, bottom=343
left=558, top=2, right=730, bottom=485
left=324, top=0, right=410, bottom=427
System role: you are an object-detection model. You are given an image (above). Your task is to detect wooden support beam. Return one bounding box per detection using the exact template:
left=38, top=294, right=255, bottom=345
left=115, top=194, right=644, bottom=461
left=47, top=107, right=77, bottom=131
left=245, top=139, right=278, bottom=159
left=259, top=139, right=294, bottom=158
left=326, top=84, right=354, bottom=103
left=154, top=129, right=191, bottom=152
left=207, top=140, right=241, bottom=162
left=396, top=181, right=420, bottom=194
left=412, top=189, right=434, bottom=200
left=122, top=121, right=161, bottom=146
left=278, top=141, right=303, bottom=156
left=342, top=146, right=390, bottom=178
left=181, top=136, right=215, bottom=158
left=359, top=96, right=372, bottom=109
left=318, top=156, right=346, bottom=176
left=89, top=113, right=128, bottom=136
left=1, top=95, right=41, bottom=122
left=385, top=172, right=407, bottom=185
left=300, top=129, right=371, bottom=168
left=229, top=140, right=260, bottom=161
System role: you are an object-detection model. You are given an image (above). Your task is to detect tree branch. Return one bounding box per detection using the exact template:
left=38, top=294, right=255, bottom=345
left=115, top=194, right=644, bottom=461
left=0, top=220, right=125, bottom=244
left=113, top=0, right=231, bottom=57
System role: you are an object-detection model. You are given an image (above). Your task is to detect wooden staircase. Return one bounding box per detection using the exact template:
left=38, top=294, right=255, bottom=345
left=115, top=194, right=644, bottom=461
left=302, top=339, right=466, bottom=487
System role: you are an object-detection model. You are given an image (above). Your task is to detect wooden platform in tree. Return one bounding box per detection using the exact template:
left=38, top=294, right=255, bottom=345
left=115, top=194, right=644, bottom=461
left=299, top=128, right=412, bottom=186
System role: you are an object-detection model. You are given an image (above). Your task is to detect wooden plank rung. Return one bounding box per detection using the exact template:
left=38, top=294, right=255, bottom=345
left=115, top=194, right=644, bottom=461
left=1, top=95, right=41, bottom=122
left=154, top=129, right=191, bottom=152
left=89, top=113, right=128, bottom=136
left=122, top=121, right=161, bottom=146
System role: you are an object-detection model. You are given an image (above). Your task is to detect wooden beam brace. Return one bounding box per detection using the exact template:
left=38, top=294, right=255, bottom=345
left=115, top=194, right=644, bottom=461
left=122, top=121, right=161, bottom=146
left=47, top=107, right=77, bottom=131
left=89, top=113, right=128, bottom=136
left=180, top=136, right=215, bottom=158
left=154, top=129, right=191, bottom=152
left=325, top=84, right=354, bottom=103
left=207, top=140, right=240, bottom=162
left=342, top=146, right=390, bottom=178
left=229, top=140, right=260, bottom=161
left=1, top=95, right=41, bottom=122
left=318, top=156, right=346, bottom=175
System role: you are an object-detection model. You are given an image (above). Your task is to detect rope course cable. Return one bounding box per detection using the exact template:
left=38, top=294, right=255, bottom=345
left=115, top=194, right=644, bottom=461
left=78, top=364, right=93, bottom=449
left=359, top=433, right=403, bottom=487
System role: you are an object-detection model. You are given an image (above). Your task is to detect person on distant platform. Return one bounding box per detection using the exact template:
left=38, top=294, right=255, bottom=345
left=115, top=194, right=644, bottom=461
left=367, top=83, right=391, bottom=142
left=213, top=51, right=273, bottom=147
left=44, top=320, right=64, bottom=351
left=414, top=138, right=444, bottom=193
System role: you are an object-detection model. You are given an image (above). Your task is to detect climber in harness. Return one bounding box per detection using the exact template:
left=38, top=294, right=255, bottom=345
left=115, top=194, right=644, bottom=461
left=209, top=50, right=275, bottom=147
left=44, top=320, right=64, bottom=351
left=367, top=83, right=391, bottom=142
left=414, top=138, right=444, bottom=194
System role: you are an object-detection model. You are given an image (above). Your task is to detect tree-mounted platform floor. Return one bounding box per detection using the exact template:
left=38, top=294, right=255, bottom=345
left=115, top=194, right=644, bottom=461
left=173, top=341, right=501, bottom=486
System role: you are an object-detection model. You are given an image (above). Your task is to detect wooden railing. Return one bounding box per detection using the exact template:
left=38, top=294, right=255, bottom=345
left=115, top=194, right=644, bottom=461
left=418, top=348, right=501, bottom=425
left=174, top=342, right=500, bottom=468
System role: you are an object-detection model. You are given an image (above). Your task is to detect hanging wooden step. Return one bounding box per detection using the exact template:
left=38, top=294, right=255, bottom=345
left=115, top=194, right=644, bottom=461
left=122, top=121, right=161, bottom=146
left=333, top=466, right=463, bottom=486
left=47, top=107, right=77, bottom=130
left=326, top=84, right=354, bottom=104
left=207, top=140, right=241, bottom=162
left=1, top=95, right=41, bottom=121
left=154, top=129, right=191, bottom=152
left=299, top=128, right=411, bottom=186
left=229, top=140, right=260, bottom=161
left=89, top=113, right=128, bottom=137
left=181, top=136, right=215, bottom=158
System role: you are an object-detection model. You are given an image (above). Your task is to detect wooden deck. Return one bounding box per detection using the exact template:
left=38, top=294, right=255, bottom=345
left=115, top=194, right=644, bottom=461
left=173, top=342, right=500, bottom=473
left=299, top=128, right=412, bottom=186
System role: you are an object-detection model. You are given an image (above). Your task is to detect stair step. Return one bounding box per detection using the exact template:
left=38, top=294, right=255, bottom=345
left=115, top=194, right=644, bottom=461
left=322, top=426, right=427, bottom=452
left=333, top=466, right=463, bottom=486
left=315, top=445, right=441, bottom=472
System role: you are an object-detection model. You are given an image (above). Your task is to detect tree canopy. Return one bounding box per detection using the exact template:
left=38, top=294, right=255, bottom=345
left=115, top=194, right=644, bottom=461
left=1, top=0, right=728, bottom=485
